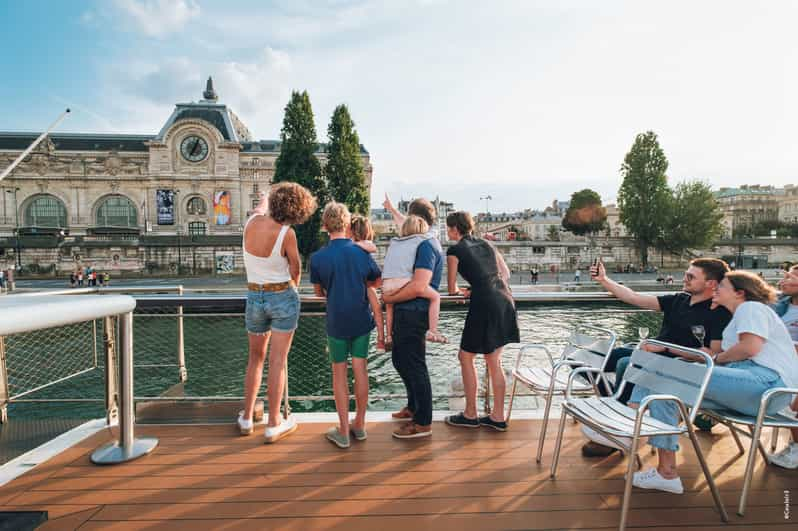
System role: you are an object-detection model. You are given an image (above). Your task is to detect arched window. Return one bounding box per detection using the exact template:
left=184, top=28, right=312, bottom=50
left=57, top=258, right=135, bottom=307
left=187, top=196, right=207, bottom=215
left=188, top=222, right=206, bottom=235
left=95, top=195, right=138, bottom=228
left=24, top=194, right=68, bottom=228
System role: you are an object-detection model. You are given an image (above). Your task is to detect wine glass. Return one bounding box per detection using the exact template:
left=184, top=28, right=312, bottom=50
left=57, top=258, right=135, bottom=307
left=691, top=325, right=706, bottom=347
left=638, top=327, right=649, bottom=341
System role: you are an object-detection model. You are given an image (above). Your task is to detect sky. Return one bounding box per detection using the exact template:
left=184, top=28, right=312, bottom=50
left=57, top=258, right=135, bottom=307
left=1, top=0, right=796, bottom=213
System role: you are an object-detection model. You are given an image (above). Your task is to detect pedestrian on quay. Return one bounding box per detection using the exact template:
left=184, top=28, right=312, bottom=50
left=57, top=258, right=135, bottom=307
left=382, top=197, right=444, bottom=439
left=236, top=183, right=317, bottom=443
left=310, top=202, right=382, bottom=449
left=444, top=211, right=519, bottom=431
left=104, top=271, right=110, bottom=286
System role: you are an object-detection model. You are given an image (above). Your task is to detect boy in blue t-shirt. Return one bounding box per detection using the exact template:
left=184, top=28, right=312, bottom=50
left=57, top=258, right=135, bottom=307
left=310, top=202, right=381, bottom=449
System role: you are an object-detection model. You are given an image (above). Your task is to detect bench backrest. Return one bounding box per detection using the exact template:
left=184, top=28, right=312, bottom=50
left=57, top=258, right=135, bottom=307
left=622, top=342, right=713, bottom=422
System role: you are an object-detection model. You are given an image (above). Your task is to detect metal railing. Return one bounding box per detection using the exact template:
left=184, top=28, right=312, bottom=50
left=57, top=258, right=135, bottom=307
left=0, top=288, right=664, bottom=425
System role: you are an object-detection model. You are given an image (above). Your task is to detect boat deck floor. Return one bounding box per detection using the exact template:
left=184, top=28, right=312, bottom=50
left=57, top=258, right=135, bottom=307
left=0, top=419, right=794, bottom=530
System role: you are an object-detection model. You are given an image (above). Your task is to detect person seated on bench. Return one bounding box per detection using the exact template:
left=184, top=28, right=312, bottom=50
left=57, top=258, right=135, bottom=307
left=629, top=271, right=798, bottom=493
left=581, top=258, right=731, bottom=457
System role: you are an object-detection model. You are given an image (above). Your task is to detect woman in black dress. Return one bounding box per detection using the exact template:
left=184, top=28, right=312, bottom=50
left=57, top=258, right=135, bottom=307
left=444, top=211, right=520, bottom=431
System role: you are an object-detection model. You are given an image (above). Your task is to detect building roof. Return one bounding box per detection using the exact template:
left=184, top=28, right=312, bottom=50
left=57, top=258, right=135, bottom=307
left=714, top=186, right=786, bottom=199
left=0, top=132, right=154, bottom=152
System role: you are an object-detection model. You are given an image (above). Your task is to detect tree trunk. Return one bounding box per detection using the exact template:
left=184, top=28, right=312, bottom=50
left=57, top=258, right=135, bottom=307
left=640, top=242, right=649, bottom=267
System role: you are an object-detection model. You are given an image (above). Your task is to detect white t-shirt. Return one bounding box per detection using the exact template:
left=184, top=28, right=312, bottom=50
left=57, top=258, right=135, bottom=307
left=722, top=301, right=798, bottom=388
left=780, top=303, right=798, bottom=343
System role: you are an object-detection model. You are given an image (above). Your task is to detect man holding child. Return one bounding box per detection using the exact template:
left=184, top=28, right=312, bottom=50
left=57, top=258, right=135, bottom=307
left=381, top=197, right=445, bottom=439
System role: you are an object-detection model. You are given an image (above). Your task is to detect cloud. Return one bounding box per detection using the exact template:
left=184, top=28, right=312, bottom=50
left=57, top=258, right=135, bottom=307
left=100, top=47, right=294, bottom=138
left=112, top=0, right=200, bottom=38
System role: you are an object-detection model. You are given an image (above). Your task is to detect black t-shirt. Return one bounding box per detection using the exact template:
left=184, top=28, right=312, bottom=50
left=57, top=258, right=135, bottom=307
left=656, top=293, right=731, bottom=349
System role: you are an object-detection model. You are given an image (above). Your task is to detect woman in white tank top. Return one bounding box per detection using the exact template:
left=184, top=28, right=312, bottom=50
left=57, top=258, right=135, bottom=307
left=237, top=183, right=317, bottom=443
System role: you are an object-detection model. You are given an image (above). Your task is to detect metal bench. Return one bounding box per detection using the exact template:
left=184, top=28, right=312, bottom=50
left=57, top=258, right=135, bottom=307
left=549, top=339, right=728, bottom=531
left=700, top=388, right=798, bottom=516
left=507, top=324, right=616, bottom=463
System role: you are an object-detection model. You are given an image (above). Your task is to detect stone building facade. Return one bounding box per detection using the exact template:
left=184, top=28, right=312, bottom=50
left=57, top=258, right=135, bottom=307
left=0, top=79, right=372, bottom=275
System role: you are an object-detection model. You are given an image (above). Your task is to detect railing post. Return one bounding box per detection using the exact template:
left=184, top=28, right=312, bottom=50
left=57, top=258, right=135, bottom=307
left=483, top=367, right=492, bottom=416
left=283, top=360, right=291, bottom=419
left=92, top=319, right=99, bottom=369
left=0, top=336, right=8, bottom=423
left=91, top=311, right=158, bottom=464
left=103, top=316, right=118, bottom=425
left=177, top=285, right=187, bottom=382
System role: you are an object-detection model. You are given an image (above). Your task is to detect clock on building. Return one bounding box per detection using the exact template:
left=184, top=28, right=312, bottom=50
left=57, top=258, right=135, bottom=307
left=180, top=135, right=209, bottom=162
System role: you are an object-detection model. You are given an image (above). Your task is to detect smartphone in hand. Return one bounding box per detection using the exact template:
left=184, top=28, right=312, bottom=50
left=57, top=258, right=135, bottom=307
left=590, top=257, right=600, bottom=278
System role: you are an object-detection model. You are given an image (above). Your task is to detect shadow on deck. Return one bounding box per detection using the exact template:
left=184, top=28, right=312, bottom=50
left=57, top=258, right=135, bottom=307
left=0, top=419, right=794, bottom=530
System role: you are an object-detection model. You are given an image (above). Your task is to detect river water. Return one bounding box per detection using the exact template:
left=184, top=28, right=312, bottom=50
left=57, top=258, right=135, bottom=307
left=6, top=302, right=661, bottom=420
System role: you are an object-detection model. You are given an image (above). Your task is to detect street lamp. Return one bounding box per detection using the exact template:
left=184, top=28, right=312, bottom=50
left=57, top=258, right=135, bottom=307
left=5, top=188, right=20, bottom=271
left=479, top=195, right=492, bottom=215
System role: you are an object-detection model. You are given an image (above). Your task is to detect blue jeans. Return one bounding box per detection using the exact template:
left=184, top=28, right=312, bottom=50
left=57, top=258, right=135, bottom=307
left=630, top=360, right=791, bottom=452
left=244, top=288, right=300, bottom=334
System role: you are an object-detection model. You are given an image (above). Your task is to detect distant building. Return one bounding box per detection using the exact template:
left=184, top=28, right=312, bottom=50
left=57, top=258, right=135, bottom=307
left=370, top=208, right=398, bottom=236
left=374, top=196, right=454, bottom=238
left=0, top=78, right=373, bottom=273
left=604, top=204, right=627, bottom=238
left=778, top=184, right=798, bottom=223
left=714, top=185, right=785, bottom=236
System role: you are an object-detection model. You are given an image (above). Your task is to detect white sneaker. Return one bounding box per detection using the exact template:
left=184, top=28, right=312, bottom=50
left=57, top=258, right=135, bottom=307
left=581, top=424, right=632, bottom=451
left=770, top=442, right=798, bottom=470
left=237, top=411, right=253, bottom=435
left=633, top=467, right=684, bottom=494
left=264, top=415, right=298, bottom=443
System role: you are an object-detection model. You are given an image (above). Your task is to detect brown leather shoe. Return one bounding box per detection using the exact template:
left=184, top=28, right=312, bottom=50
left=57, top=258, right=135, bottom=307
left=392, top=422, right=432, bottom=439
left=391, top=407, right=413, bottom=421
left=581, top=441, right=619, bottom=457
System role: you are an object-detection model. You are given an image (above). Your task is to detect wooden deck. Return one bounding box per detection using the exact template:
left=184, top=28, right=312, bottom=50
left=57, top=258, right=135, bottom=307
left=0, top=419, right=794, bottom=530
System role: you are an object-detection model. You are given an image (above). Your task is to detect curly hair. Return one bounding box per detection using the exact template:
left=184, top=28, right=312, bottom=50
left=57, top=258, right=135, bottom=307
left=268, top=182, right=318, bottom=225
left=350, top=215, right=374, bottom=242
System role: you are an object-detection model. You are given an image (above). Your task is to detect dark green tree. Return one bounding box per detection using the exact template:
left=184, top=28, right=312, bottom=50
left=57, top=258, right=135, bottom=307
left=325, top=104, right=369, bottom=215
left=273, top=91, right=327, bottom=260
left=618, top=131, right=671, bottom=266
left=658, top=181, right=724, bottom=259
left=562, top=189, right=608, bottom=235
left=546, top=225, right=560, bottom=241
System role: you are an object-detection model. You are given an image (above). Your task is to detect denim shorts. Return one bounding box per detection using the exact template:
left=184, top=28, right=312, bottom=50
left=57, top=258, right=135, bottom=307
left=245, top=288, right=300, bottom=334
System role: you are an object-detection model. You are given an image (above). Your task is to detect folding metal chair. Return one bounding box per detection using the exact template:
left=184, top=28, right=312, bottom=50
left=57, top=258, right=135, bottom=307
left=507, top=325, right=616, bottom=463
left=549, top=339, right=728, bottom=531
left=700, top=387, right=798, bottom=516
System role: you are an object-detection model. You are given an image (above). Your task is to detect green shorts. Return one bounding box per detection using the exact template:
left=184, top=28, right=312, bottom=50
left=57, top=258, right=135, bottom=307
left=327, top=333, right=370, bottom=364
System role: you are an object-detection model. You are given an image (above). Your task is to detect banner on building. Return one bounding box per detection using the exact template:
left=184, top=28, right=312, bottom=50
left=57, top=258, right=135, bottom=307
left=156, top=189, right=175, bottom=225
left=213, top=190, right=231, bottom=225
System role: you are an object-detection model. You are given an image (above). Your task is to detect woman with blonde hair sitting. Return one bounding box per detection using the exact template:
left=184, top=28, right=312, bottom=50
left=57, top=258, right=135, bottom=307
left=629, top=270, right=798, bottom=493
